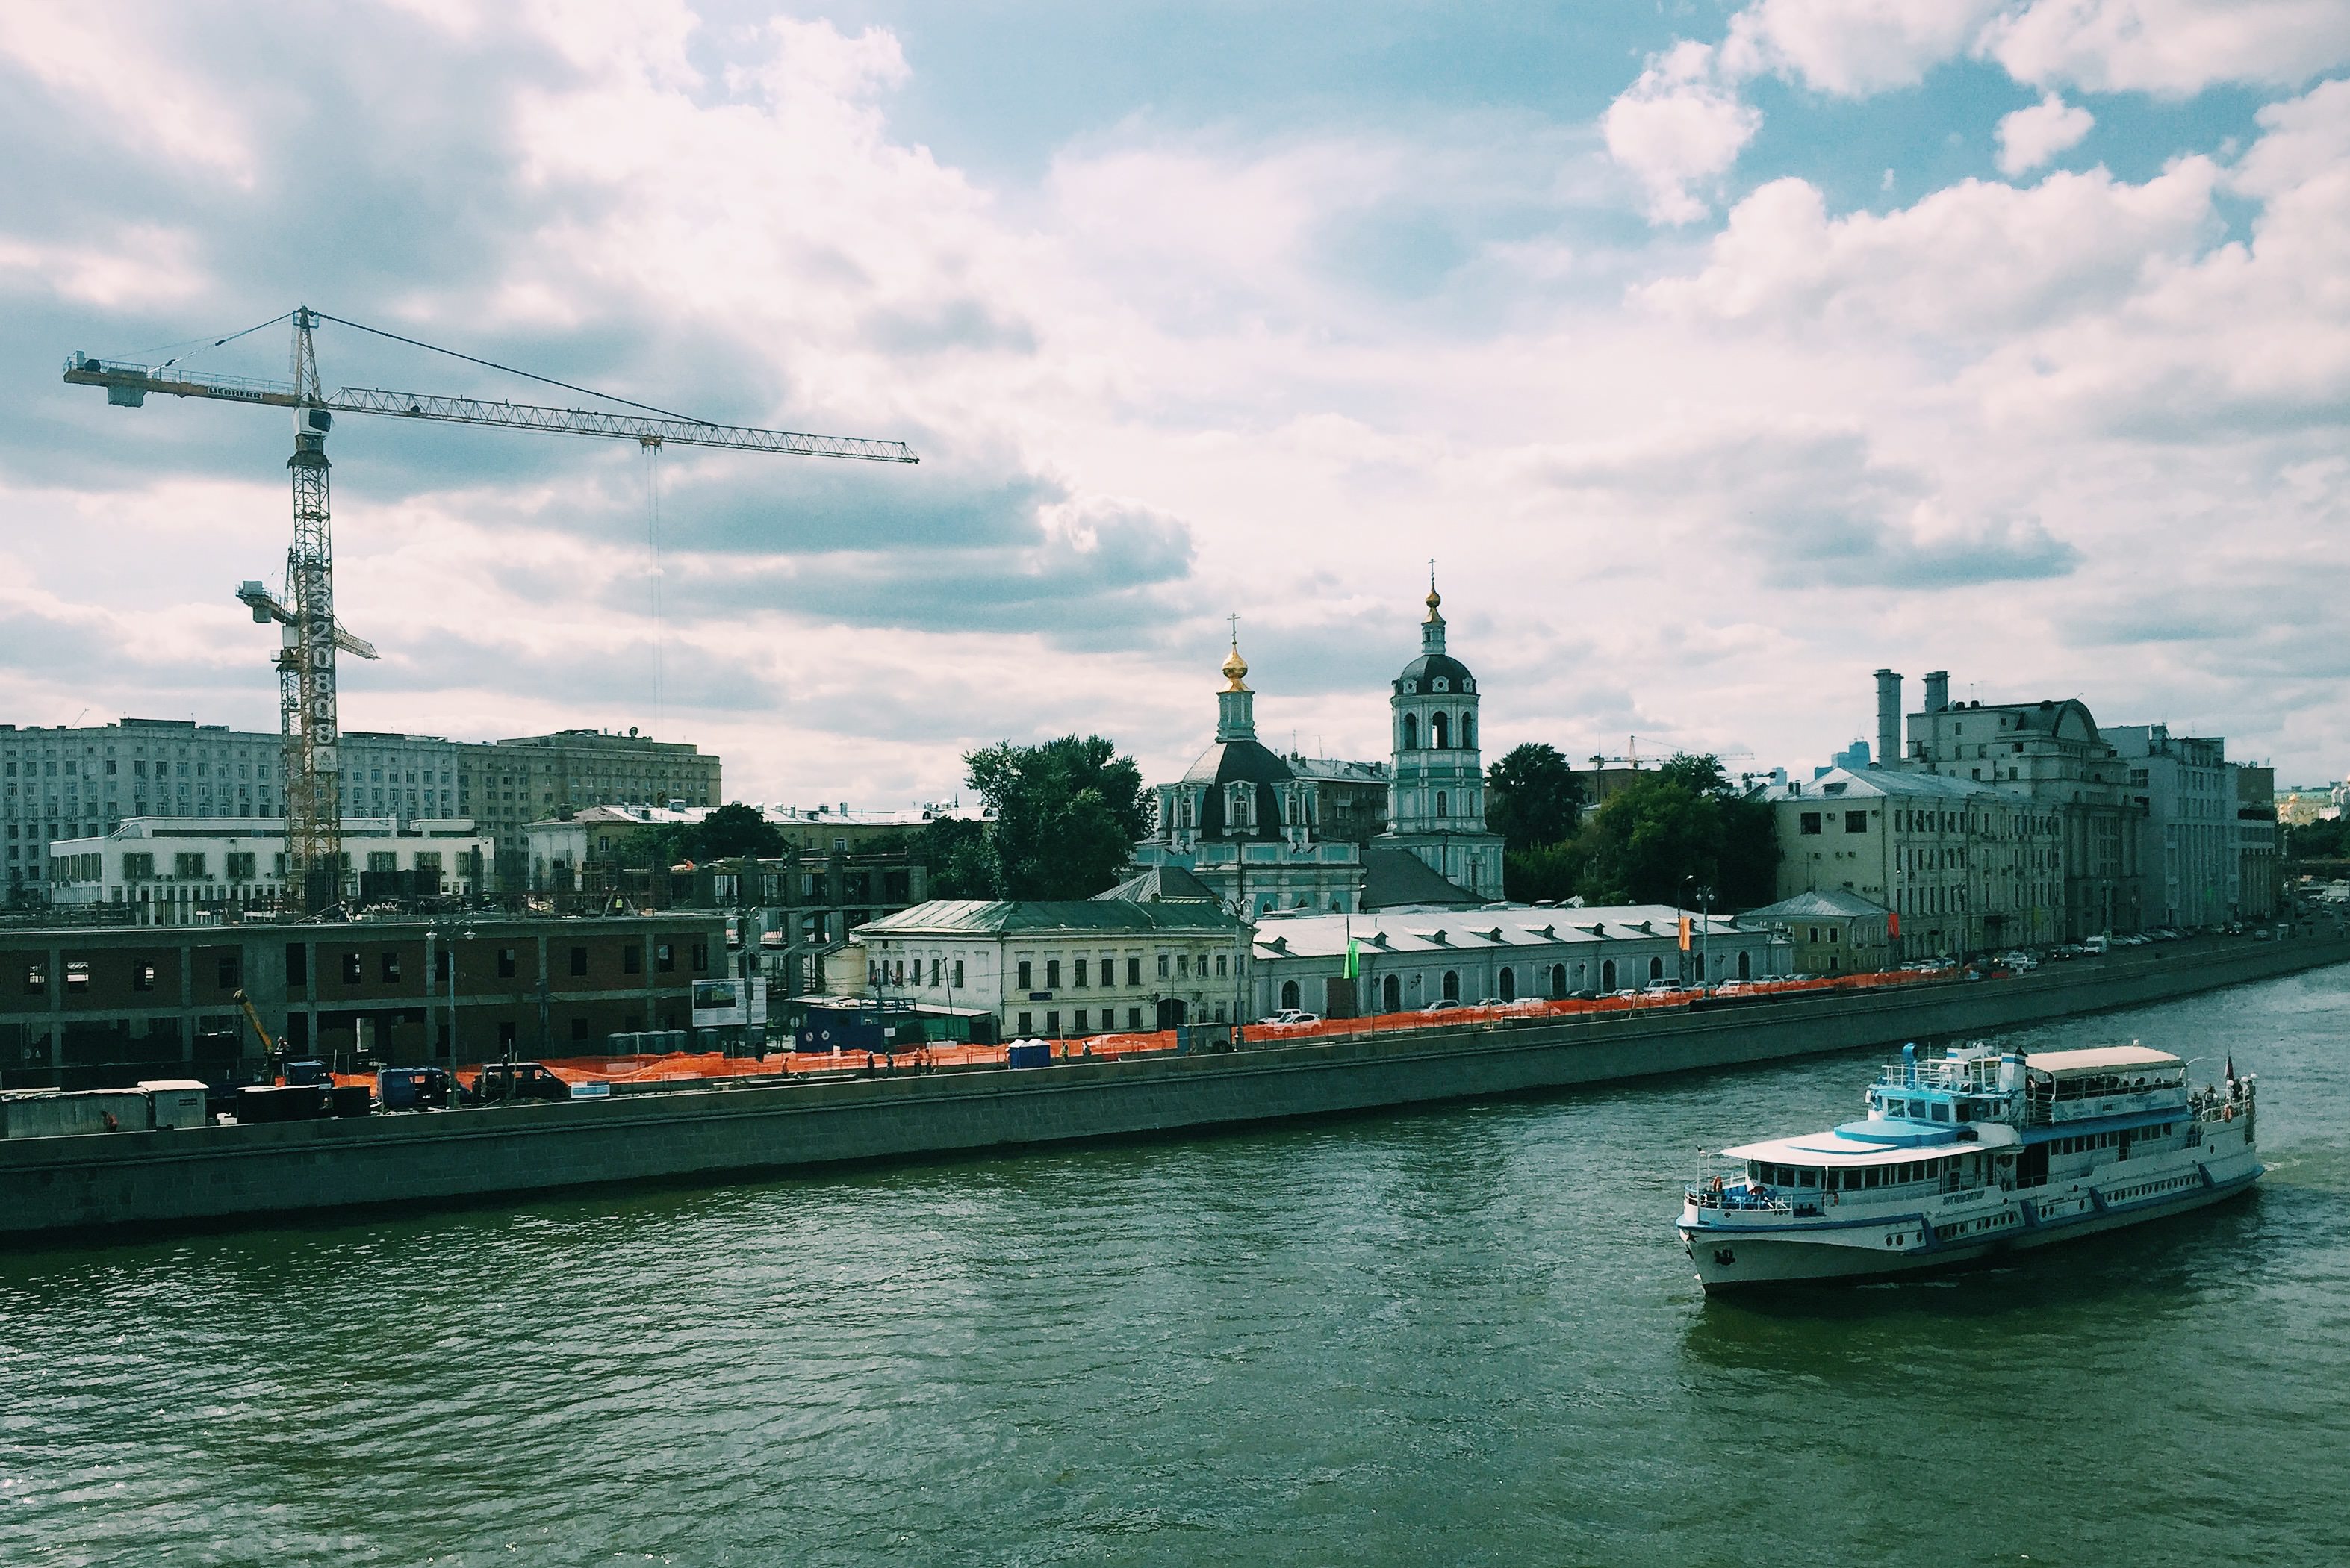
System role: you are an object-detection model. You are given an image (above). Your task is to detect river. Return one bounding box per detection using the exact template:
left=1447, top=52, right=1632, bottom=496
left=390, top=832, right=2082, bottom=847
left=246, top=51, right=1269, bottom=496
left=4, top=963, right=2346, bottom=1566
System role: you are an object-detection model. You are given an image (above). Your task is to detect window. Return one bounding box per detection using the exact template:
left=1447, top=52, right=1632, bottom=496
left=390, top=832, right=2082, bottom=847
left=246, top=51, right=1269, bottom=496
left=1074, top=958, right=1089, bottom=988
left=175, top=851, right=208, bottom=877
left=1047, top=959, right=1062, bottom=988
left=691, top=942, right=709, bottom=972
left=1018, top=1012, right=1033, bottom=1034
left=1017, top=959, right=1033, bottom=989
left=1844, top=811, right=1868, bottom=833
left=342, top=952, right=363, bottom=984
left=1128, top=957, right=1141, bottom=986
left=1216, top=953, right=1228, bottom=979
left=571, top=946, right=588, bottom=977
left=367, top=851, right=397, bottom=874
left=624, top=945, right=642, bottom=974
left=1075, top=1009, right=1089, bottom=1033
left=1157, top=953, right=1171, bottom=979
left=134, top=962, right=156, bottom=992
left=498, top=948, right=518, bottom=979
left=287, top=944, right=308, bottom=986
left=571, top=1018, right=590, bottom=1042
left=217, top=953, right=240, bottom=987
left=1435, top=790, right=1448, bottom=818
left=1281, top=979, right=1302, bottom=1009
left=1177, top=953, right=1190, bottom=979
left=1650, top=956, right=1664, bottom=981
left=1432, top=711, right=1451, bottom=748
left=1441, top=970, right=1460, bottom=1000
left=382, top=951, right=402, bottom=983
left=1402, top=713, right=1418, bottom=750
left=655, top=944, right=673, bottom=974
left=954, top=959, right=966, bottom=988
left=1799, top=812, right=1823, bottom=835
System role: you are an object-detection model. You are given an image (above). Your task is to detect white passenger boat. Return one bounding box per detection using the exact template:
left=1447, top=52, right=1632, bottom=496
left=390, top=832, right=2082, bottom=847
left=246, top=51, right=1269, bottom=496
left=1677, top=1042, right=2262, bottom=1290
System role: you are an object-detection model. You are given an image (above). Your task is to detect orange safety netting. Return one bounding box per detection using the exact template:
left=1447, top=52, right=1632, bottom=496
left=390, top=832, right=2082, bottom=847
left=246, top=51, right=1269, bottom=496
left=429, top=966, right=1965, bottom=1090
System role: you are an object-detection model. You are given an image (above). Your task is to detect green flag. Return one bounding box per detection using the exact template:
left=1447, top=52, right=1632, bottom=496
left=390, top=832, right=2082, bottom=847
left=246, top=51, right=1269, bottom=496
left=1345, top=934, right=1360, bottom=980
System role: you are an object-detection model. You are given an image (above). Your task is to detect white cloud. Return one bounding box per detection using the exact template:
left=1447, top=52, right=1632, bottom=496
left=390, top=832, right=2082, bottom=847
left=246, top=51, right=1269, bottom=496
left=1602, top=41, right=1761, bottom=224
left=1723, top=0, right=2004, bottom=96
left=1983, top=1, right=2350, bottom=96
left=1997, top=93, right=2097, bottom=175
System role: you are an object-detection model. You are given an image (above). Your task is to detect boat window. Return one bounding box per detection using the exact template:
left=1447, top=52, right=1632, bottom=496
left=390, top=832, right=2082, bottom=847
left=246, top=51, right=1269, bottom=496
left=1930, top=1102, right=1950, bottom=1123
left=1798, top=1169, right=1817, bottom=1187
left=1747, top=1161, right=1760, bottom=1182
left=1863, top=1167, right=1879, bottom=1189
left=1955, top=1101, right=1972, bottom=1122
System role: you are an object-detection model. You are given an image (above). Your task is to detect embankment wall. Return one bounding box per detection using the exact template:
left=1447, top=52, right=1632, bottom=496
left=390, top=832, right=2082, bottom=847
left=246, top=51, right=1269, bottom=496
left=5, top=936, right=2343, bottom=1239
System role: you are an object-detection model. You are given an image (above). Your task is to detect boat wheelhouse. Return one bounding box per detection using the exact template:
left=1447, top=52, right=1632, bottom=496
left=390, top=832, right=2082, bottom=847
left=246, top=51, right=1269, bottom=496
left=1676, top=1041, right=2260, bottom=1289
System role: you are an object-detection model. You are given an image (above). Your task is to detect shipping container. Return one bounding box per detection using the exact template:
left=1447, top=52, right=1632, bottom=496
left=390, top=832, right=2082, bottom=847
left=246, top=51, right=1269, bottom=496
left=138, top=1080, right=211, bottom=1130
left=0, top=1089, right=153, bottom=1139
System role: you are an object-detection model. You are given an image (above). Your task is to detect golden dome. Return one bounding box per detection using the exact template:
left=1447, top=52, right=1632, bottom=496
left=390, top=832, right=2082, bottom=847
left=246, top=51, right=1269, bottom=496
left=1424, top=585, right=1443, bottom=622
left=1222, top=642, right=1249, bottom=691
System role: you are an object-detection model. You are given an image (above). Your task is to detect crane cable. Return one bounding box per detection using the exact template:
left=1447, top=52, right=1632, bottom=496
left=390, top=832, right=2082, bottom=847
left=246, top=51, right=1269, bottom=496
left=316, top=311, right=716, bottom=427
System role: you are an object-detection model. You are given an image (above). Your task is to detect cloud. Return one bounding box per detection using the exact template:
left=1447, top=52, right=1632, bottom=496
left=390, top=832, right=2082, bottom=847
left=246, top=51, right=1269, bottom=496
left=1983, top=1, right=2350, bottom=97
left=1723, top=0, right=2004, bottom=96
left=1602, top=42, right=1761, bottom=225
left=1997, top=93, right=2096, bottom=175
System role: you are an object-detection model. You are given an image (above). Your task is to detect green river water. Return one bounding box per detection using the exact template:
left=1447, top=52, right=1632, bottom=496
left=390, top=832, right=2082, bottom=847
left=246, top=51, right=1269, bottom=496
left=4, top=965, right=2348, bottom=1566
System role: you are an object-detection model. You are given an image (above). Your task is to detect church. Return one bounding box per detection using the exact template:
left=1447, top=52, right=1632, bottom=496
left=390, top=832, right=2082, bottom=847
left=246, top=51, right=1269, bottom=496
left=1119, top=585, right=1507, bottom=915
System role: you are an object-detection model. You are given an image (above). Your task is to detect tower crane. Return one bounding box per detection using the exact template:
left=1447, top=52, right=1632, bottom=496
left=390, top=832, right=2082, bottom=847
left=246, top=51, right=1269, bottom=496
left=65, top=305, right=916, bottom=909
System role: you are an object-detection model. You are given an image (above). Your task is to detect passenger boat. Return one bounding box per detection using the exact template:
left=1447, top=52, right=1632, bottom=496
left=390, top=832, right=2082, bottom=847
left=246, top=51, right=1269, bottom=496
left=1677, top=1042, right=2261, bottom=1290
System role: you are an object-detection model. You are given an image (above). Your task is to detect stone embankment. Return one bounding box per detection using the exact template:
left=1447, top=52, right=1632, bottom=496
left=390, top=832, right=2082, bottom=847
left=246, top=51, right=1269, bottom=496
left=5, top=933, right=2343, bottom=1239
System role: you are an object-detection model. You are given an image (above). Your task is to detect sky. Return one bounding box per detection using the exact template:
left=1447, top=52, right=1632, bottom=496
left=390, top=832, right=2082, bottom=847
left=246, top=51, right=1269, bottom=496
left=3, top=0, right=2347, bottom=804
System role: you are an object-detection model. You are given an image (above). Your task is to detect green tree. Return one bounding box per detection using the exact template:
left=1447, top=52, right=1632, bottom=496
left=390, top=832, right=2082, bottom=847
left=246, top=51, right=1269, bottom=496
left=1573, top=753, right=1779, bottom=909
left=1504, top=839, right=1586, bottom=903
left=1486, top=742, right=1587, bottom=850
left=912, top=815, right=1004, bottom=900
left=963, top=735, right=1148, bottom=898
left=623, top=801, right=783, bottom=869
left=2286, top=817, right=2349, bottom=861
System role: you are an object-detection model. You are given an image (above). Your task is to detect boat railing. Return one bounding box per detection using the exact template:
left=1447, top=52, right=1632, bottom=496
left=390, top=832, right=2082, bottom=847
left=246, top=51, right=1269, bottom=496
left=1683, top=1181, right=1821, bottom=1218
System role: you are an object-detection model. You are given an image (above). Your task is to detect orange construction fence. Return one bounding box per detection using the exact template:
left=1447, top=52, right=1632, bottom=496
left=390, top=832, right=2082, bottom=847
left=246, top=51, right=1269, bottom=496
left=429, top=965, right=1967, bottom=1092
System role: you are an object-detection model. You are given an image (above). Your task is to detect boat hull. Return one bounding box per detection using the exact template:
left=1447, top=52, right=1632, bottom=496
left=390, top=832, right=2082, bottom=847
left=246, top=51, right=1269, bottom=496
left=1681, top=1163, right=2263, bottom=1292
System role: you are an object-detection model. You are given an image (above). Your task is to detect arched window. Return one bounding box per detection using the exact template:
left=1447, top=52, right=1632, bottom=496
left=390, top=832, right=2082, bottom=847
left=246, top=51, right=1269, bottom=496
left=1499, top=967, right=1516, bottom=1002
left=1602, top=959, right=1617, bottom=990
left=1738, top=950, right=1751, bottom=980
left=1462, top=712, right=1476, bottom=750
left=1281, top=979, right=1301, bottom=1010
left=1432, top=711, right=1451, bottom=748
left=1650, top=956, right=1664, bottom=981
left=1383, top=974, right=1402, bottom=1012
left=1442, top=970, right=1460, bottom=1001
left=1401, top=713, right=1418, bottom=750
left=1549, top=963, right=1566, bottom=999
left=1435, top=791, right=1448, bottom=818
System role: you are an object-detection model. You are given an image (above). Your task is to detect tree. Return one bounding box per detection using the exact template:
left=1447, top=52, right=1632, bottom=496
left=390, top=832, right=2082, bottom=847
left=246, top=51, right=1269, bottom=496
left=2286, top=817, right=2349, bottom=862
left=912, top=815, right=1004, bottom=900
left=1571, top=753, right=1779, bottom=909
left=1487, top=742, right=1586, bottom=850
left=963, top=735, right=1148, bottom=898
left=1505, top=839, right=1586, bottom=904
left=621, top=800, right=783, bottom=869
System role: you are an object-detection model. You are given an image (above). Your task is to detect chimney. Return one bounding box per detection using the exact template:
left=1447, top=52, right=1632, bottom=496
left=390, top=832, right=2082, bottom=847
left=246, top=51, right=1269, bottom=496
left=1874, top=670, right=1901, bottom=770
left=1924, top=671, right=1950, bottom=714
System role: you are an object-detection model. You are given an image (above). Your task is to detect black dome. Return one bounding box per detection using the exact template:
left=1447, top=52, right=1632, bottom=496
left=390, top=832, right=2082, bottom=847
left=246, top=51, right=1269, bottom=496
left=1177, top=737, right=1291, bottom=840
left=1395, top=653, right=1475, bottom=694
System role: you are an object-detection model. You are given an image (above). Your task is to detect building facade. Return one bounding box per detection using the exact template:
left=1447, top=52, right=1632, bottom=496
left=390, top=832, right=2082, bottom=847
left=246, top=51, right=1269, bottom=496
left=1246, top=904, right=1789, bottom=1019
left=1130, top=640, right=1371, bottom=916
left=1740, top=889, right=1895, bottom=975
left=2236, top=765, right=2279, bottom=919
left=1883, top=676, right=2145, bottom=940
left=1763, top=766, right=2068, bottom=957
left=2107, top=724, right=2240, bottom=927
left=0, top=913, right=725, bottom=1089
left=48, top=816, right=490, bottom=924
left=1373, top=585, right=1505, bottom=900
left=0, top=718, right=718, bottom=904
left=851, top=899, right=1252, bottom=1036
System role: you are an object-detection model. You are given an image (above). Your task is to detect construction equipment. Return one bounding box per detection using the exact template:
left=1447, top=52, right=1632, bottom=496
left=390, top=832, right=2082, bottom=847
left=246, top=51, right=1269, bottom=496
left=231, top=987, right=280, bottom=1077
left=65, top=308, right=916, bottom=909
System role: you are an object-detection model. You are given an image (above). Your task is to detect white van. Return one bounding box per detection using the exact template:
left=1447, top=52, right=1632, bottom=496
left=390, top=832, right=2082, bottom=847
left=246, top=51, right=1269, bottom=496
left=2081, top=935, right=2111, bottom=955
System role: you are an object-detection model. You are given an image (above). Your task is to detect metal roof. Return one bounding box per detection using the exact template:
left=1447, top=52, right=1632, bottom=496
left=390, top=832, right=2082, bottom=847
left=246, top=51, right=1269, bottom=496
left=1743, top=889, right=1892, bottom=922
left=1247, top=903, right=1748, bottom=960
left=2023, top=1045, right=2183, bottom=1076
left=857, top=899, right=1246, bottom=937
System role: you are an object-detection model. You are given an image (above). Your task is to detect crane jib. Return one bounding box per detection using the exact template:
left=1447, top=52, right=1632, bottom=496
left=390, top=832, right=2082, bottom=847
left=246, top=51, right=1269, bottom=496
left=60, top=356, right=917, bottom=461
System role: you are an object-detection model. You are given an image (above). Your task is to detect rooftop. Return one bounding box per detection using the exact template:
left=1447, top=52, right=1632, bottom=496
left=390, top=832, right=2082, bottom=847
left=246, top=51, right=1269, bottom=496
left=1246, top=903, right=1750, bottom=961
left=858, top=899, right=1247, bottom=937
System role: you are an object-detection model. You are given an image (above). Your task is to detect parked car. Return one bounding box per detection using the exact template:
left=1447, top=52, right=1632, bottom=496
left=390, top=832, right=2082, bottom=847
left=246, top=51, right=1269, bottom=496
left=1564, top=989, right=1605, bottom=1001
left=1259, top=1009, right=1321, bottom=1026
left=1420, top=998, right=1466, bottom=1014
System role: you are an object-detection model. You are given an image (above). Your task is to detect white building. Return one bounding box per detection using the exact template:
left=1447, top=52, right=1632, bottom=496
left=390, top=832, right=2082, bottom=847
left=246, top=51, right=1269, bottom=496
left=1247, top=904, right=1789, bottom=1019
left=48, top=816, right=489, bottom=924
left=851, top=898, right=1253, bottom=1037
left=2107, top=724, right=2240, bottom=927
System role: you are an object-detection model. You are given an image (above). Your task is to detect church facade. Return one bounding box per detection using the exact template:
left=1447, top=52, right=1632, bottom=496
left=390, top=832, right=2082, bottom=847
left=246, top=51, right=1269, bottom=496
left=1125, top=586, right=1503, bottom=914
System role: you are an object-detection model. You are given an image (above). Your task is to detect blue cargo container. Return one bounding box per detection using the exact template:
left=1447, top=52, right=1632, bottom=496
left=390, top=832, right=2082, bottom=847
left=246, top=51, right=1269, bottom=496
left=1007, top=1042, right=1052, bottom=1068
